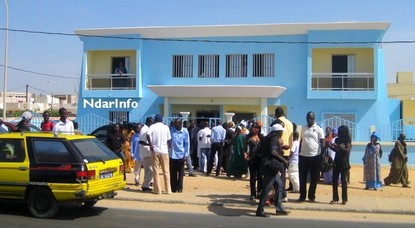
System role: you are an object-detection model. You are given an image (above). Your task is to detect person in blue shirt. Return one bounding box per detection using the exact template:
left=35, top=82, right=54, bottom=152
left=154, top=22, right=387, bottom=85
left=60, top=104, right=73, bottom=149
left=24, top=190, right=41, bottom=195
left=207, top=121, right=227, bottom=176
left=169, top=118, right=190, bottom=193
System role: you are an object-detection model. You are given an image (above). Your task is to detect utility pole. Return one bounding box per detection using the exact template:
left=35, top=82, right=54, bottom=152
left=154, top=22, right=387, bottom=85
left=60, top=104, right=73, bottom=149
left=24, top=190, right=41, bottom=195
left=2, top=0, right=9, bottom=119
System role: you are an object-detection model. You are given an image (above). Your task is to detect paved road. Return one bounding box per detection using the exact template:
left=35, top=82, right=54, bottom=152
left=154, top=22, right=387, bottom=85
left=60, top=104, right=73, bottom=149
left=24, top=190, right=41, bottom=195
left=1, top=200, right=414, bottom=227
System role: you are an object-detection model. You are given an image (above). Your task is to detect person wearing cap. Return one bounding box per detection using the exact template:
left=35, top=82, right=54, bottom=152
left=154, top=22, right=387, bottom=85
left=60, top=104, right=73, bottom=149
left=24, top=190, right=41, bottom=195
left=16, top=111, right=32, bottom=132
left=362, top=132, right=383, bottom=190
left=256, top=123, right=289, bottom=217
left=146, top=114, right=172, bottom=194
left=298, top=111, right=325, bottom=203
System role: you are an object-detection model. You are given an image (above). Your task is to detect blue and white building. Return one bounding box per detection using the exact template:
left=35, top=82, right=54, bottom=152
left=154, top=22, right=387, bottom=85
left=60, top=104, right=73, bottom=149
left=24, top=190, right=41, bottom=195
left=75, top=22, right=402, bottom=143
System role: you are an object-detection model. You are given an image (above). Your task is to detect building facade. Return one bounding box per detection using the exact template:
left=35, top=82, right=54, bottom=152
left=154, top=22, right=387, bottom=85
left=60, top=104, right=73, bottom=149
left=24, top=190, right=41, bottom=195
left=75, top=22, right=402, bottom=141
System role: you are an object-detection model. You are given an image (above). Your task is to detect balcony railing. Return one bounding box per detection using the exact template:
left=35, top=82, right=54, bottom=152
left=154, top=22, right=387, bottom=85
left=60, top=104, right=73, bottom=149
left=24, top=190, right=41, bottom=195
left=311, top=73, right=374, bottom=91
left=86, top=74, right=136, bottom=90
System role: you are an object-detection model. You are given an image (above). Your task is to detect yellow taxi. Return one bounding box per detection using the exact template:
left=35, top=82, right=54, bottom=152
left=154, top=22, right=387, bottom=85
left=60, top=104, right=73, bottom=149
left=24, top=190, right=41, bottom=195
left=0, top=132, right=126, bottom=218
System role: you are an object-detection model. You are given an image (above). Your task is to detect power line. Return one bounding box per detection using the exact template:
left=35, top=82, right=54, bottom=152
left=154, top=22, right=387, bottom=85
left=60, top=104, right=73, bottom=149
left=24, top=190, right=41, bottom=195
left=1, top=27, right=415, bottom=44
left=0, top=64, right=78, bottom=80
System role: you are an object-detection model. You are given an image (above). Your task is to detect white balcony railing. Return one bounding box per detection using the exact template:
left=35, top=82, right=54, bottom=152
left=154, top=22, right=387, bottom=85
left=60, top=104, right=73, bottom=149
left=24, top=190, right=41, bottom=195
left=86, top=74, right=136, bottom=90
left=311, top=73, right=374, bottom=91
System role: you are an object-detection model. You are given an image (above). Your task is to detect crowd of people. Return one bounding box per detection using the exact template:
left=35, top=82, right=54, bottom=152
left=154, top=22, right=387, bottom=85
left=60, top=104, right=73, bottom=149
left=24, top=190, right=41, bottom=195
left=6, top=107, right=410, bottom=217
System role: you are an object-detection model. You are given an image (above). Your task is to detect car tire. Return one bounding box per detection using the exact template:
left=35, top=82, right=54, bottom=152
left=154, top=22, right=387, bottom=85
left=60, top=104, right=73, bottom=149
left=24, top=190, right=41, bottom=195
left=82, top=200, right=98, bottom=208
left=27, top=187, right=60, bottom=218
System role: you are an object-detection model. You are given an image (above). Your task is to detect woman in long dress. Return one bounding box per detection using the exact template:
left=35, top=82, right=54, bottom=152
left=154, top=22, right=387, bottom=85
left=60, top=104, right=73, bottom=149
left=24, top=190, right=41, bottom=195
left=363, top=132, right=382, bottom=190
left=228, top=126, right=248, bottom=178
left=384, top=132, right=411, bottom=188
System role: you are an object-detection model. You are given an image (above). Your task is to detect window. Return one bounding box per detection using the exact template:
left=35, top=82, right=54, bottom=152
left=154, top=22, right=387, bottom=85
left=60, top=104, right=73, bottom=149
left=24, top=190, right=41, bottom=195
left=198, top=55, right=219, bottom=78
left=33, top=140, right=74, bottom=163
left=0, top=139, right=25, bottom=162
left=226, top=54, right=247, bottom=78
left=72, top=139, right=118, bottom=163
left=253, top=53, right=275, bottom=77
left=172, top=55, right=193, bottom=78
left=110, top=111, right=129, bottom=123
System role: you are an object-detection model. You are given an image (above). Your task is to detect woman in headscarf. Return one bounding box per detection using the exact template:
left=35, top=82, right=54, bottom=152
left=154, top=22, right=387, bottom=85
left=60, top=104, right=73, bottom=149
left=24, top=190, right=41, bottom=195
left=362, top=132, right=382, bottom=190
left=384, top=132, right=410, bottom=188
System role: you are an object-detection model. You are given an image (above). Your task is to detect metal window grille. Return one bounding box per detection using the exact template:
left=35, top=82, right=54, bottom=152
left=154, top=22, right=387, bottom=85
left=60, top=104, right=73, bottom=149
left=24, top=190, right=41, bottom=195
left=172, top=55, right=193, bottom=78
left=225, top=54, right=247, bottom=78
left=198, top=55, right=219, bottom=78
left=109, top=111, right=129, bottom=124
left=253, top=53, right=275, bottom=77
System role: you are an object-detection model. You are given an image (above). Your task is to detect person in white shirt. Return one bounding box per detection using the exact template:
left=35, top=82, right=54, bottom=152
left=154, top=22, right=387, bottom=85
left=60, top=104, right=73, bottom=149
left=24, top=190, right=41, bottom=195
left=298, top=111, right=325, bottom=203
left=52, top=108, right=74, bottom=135
left=288, top=131, right=300, bottom=193
left=197, top=121, right=211, bottom=173
left=146, top=114, right=172, bottom=194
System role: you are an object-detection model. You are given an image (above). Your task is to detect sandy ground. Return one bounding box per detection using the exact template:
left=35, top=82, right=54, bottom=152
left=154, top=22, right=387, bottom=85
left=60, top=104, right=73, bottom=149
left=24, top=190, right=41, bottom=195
left=175, top=165, right=415, bottom=199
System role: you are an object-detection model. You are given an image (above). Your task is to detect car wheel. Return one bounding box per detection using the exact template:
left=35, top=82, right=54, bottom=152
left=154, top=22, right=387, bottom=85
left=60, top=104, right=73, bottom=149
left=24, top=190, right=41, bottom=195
left=82, top=200, right=98, bottom=208
left=27, top=187, right=60, bottom=218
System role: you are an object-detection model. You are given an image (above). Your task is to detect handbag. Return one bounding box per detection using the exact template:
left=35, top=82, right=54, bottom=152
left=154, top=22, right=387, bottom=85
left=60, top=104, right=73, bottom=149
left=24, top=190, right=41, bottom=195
left=262, top=156, right=284, bottom=174
left=320, top=149, right=334, bottom=172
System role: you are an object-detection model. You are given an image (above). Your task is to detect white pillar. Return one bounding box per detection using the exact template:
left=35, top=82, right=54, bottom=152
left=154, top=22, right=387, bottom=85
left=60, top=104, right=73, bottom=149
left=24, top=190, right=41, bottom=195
left=225, top=112, right=235, bottom=123
left=164, top=97, right=170, bottom=117
left=260, top=97, right=269, bottom=134
left=180, top=111, right=190, bottom=121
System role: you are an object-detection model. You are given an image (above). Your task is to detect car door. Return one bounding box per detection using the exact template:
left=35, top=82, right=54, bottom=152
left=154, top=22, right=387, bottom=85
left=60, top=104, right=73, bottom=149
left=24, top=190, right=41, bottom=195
left=0, top=138, right=29, bottom=199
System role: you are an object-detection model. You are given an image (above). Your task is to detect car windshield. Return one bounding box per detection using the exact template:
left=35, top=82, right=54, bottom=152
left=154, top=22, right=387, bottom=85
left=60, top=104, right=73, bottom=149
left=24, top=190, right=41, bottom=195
left=71, top=138, right=118, bottom=163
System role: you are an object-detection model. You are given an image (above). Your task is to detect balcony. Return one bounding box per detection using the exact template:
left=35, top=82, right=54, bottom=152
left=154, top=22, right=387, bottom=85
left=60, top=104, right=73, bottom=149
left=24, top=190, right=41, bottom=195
left=311, top=73, right=374, bottom=91
left=86, top=74, right=136, bottom=90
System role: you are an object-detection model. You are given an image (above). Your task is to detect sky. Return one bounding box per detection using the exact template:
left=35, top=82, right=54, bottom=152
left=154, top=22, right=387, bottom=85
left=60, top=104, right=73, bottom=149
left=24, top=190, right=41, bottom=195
left=0, top=0, right=414, bottom=95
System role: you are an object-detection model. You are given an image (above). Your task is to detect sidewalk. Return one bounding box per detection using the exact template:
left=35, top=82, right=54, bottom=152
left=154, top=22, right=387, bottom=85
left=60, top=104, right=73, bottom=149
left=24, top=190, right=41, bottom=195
left=114, top=165, right=415, bottom=215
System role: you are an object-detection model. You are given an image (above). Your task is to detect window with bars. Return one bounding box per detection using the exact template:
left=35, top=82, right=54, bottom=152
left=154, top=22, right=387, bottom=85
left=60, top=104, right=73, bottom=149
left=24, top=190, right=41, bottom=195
left=253, top=53, right=275, bottom=77
left=226, top=54, right=247, bottom=78
left=172, top=55, right=193, bottom=78
left=109, top=111, right=129, bottom=124
left=198, top=55, right=219, bottom=78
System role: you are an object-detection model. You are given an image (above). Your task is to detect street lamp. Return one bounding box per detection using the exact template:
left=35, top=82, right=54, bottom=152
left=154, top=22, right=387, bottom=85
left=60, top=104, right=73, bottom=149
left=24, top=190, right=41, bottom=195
left=2, top=0, right=8, bottom=119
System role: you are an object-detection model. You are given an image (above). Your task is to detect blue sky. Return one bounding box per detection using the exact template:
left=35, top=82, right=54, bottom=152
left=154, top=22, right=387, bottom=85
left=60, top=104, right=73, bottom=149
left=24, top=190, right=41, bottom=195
left=0, top=0, right=414, bottom=95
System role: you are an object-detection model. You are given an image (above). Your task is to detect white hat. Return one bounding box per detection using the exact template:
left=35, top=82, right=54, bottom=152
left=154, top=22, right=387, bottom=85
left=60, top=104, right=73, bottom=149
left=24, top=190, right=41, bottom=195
left=271, top=123, right=284, bottom=132
left=22, top=111, right=32, bottom=120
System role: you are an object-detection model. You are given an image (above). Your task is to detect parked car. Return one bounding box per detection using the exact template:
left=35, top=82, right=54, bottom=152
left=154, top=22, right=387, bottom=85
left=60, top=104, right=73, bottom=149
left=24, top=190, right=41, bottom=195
left=0, top=132, right=126, bottom=218
left=89, top=122, right=138, bottom=145
left=3, top=121, right=41, bottom=132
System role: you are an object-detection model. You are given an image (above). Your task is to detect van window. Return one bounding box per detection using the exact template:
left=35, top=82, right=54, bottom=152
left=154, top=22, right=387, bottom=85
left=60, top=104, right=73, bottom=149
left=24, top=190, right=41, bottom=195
left=0, top=139, right=25, bottom=162
left=33, top=140, right=74, bottom=163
